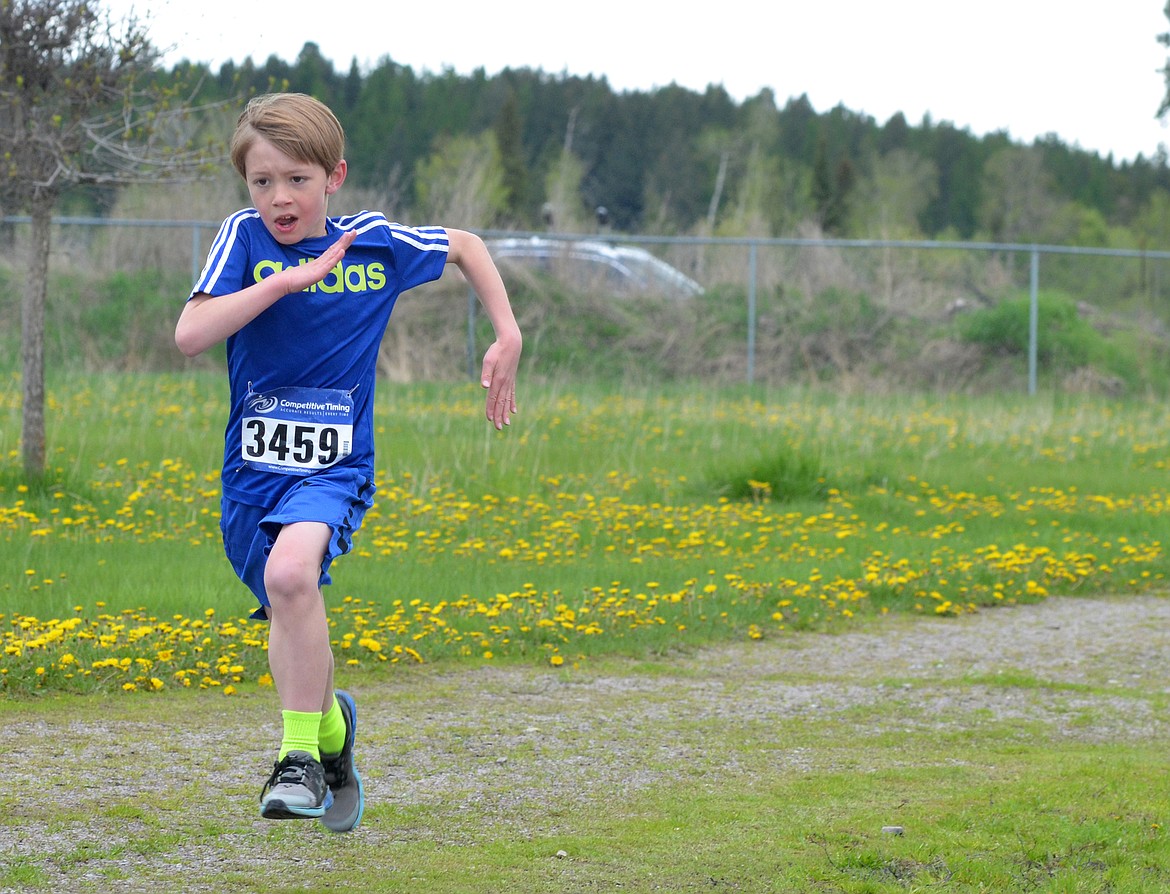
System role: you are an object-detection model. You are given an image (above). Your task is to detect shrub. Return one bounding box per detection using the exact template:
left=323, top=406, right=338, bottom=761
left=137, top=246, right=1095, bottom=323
left=958, top=291, right=1100, bottom=368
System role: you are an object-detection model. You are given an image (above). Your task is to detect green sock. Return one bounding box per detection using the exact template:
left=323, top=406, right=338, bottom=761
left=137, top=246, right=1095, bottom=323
left=279, top=710, right=322, bottom=761
left=318, top=695, right=346, bottom=756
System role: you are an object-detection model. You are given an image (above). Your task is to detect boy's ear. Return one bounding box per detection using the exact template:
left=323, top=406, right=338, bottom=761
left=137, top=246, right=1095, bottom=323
left=326, top=159, right=347, bottom=195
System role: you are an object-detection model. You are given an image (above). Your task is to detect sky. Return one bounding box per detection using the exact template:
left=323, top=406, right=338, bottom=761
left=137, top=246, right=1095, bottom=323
left=103, top=0, right=1170, bottom=163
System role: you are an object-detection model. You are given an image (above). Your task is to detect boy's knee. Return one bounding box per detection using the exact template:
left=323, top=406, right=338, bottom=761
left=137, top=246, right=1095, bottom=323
left=263, top=553, right=321, bottom=605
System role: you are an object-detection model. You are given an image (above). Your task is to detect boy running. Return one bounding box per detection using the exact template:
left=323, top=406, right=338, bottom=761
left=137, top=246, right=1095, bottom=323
left=175, top=92, right=522, bottom=831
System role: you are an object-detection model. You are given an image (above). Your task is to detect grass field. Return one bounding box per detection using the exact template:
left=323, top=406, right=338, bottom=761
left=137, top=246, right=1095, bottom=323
left=1, top=372, right=1167, bottom=694
left=2, top=372, right=1169, bottom=891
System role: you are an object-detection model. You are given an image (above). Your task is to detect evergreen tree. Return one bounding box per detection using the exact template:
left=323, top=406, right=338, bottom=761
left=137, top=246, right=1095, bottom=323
left=812, top=135, right=834, bottom=228
left=494, top=90, right=533, bottom=224
left=920, top=122, right=983, bottom=237
left=879, top=112, right=911, bottom=154
left=827, top=157, right=856, bottom=234
left=777, top=93, right=819, bottom=161
left=342, top=59, right=363, bottom=115
left=290, top=42, right=338, bottom=106
left=812, top=140, right=856, bottom=235
left=346, top=61, right=420, bottom=193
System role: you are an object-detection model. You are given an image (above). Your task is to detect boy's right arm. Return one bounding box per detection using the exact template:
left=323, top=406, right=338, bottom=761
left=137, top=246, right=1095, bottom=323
left=175, top=230, right=355, bottom=357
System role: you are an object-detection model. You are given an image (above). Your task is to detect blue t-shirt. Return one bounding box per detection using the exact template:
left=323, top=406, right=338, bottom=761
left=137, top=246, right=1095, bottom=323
left=191, top=209, right=449, bottom=507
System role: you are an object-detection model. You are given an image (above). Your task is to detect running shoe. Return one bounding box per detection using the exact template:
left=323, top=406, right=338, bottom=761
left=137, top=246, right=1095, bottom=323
left=260, top=750, right=334, bottom=819
left=320, top=690, right=365, bottom=833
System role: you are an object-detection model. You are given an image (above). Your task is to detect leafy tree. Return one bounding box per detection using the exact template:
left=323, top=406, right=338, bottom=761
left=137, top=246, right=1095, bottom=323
left=529, top=97, right=591, bottom=233
left=1135, top=188, right=1170, bottom=248
left=979, top=147, right=1057, bottom=243
left=715, top=91, right=800, bottom=236
left=413, top=132, right=507, bottom=227
left=1134, top=189, right=1170, bottom=294
left=694, top=127, right=737, bottom=233
left=721, top=141, right=792, bottom=238
left=852, top=148, right=938, bottom=238
left=0, top=0, right=223, bottom=477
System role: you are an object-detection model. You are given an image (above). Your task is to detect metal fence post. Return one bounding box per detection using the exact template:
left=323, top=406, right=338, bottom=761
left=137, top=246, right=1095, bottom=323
left=747, top=241, right=758, bottom=385
left=467, top=285, right=477, bottom=381
left=1028, top=248, right=1039, bottom=396
left=191, top=224, right=201, bottom=285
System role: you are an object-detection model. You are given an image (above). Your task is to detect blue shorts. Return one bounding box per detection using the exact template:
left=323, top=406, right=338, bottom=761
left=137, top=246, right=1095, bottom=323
left=220, top=467, right=376, bottom=620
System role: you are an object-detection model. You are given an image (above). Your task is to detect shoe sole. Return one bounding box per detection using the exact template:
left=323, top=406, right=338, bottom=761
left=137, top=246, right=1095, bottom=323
left=261, top=789, right=334, bottom=820
left=321, top=764, right=364, bottom=832
left=321, top=690, right=365, bottom=833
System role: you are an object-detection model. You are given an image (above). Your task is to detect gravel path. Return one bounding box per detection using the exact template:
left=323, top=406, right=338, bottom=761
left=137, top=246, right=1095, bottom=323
left=2, top=593, right=1167, bottom=892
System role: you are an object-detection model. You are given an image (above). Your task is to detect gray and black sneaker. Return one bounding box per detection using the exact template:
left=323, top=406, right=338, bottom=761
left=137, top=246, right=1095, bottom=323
left=260, top=750, right=334, bottom=820
left=320, top=690, right=365, bottom=833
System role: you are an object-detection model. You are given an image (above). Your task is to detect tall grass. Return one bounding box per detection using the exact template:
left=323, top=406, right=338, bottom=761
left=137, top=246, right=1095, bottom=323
left=1, top=372, right=1167, bottom=693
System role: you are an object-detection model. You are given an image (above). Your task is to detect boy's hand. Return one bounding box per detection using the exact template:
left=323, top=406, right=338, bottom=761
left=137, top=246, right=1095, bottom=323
left=281, top=230, right=357, bottom=295
left=481, top=338, right=520, bottom=430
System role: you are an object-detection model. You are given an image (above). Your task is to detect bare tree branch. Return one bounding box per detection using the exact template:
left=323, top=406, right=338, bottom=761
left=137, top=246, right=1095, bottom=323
left=0, top=0, right=236, bottom=477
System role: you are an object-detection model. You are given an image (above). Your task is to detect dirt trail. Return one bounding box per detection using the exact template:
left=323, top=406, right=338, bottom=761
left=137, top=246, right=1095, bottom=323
left=1, top=593, right=1167, bottom=892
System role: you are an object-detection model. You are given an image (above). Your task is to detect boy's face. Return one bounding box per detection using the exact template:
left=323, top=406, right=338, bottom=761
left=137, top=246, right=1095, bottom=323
left=243, top=138, right=346, bottom=245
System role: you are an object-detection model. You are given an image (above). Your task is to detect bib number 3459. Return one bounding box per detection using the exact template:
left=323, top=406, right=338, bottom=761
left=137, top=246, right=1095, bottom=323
left=241, top=386, right=354, bottom=475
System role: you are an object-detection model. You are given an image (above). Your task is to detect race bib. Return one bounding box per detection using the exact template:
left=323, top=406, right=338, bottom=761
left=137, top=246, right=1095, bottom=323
left=241, top=385, right=355, bottom=475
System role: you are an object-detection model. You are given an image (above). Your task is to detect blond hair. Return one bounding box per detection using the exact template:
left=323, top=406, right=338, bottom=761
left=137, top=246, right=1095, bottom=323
left=230, top=93, right=345, bottom=178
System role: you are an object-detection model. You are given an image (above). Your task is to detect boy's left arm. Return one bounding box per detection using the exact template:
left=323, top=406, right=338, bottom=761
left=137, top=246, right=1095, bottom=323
left=446, top=229, right=523, bottom=430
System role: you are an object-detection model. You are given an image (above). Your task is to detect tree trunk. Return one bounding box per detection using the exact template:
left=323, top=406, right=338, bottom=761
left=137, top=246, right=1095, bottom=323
left=21, top=200, right=52, bottom=479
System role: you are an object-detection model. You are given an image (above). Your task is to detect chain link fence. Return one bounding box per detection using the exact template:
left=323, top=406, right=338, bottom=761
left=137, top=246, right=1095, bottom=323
left=4, top=215, right=1170, bottom=395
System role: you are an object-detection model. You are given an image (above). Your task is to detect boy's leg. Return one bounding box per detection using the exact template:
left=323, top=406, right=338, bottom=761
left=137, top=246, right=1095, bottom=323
left=259, top=521, right=336, bottom=819
left=265, top=521, right=335, bottom=718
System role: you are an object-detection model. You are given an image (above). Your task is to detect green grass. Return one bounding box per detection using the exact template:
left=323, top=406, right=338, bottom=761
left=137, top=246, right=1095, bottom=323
left=2, top=372, right=1170, bottom=695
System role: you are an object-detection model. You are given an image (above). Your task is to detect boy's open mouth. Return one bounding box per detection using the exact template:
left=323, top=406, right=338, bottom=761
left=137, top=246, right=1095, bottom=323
left=275, top=215, right=297, bottom=232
